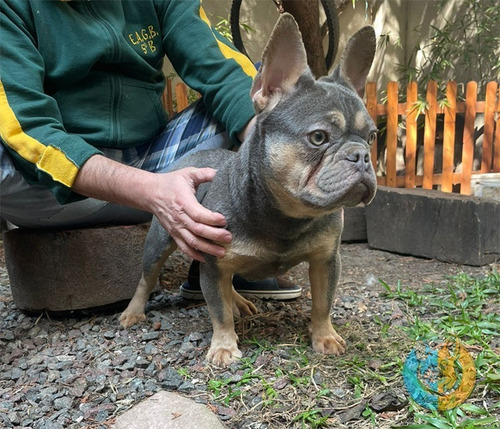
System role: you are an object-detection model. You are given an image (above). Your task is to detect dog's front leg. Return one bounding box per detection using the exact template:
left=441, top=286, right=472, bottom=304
left=201, top=264, right=241, bottom=367
left=308, top=249, right=346, bottom=355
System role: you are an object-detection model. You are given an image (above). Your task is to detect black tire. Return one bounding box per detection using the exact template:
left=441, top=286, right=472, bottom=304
left=321, top=0, right=339, bottom=70
left=229, top=0, right=249, bottom=59
left=230, top=0, right=340, bottom=70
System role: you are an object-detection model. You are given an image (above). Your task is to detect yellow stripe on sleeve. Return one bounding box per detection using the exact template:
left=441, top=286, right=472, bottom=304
left=37, top=146, right=78, bottom=188
left=0, top=79, right=78, bottom=188
left=199, top=3, right=257, bottom=79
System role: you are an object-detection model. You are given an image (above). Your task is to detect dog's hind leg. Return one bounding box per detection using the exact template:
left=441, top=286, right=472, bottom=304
left=120, top=218, right=177, bottom=327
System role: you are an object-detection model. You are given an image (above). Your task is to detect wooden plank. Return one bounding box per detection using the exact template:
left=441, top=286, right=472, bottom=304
left=423, top=81, right=437, bottom=189
left=481, top=81, right=498, bottom=172
left=442, top=81, right=457, bottom=192
left=405, top=82, right=418, bottom=189
left=175, top=82, right=189, bottom=112
left=460, top=81, right=478, bottom=194
left=385, top=81, right=399, bottom=187
left=495, top=84, right=500, bottom=172
left=164, top=78, right=174, bottom=118
left=366, top=82, right=378, bottom=170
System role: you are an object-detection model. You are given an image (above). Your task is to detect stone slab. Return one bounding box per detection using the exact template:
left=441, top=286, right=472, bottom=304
left=342, top=205, right=367, bottom=242
left=365, top=186, right=500, bottom=266
left=3, top=224, right=149, bottom=312
left=115, top=391, right=224, bottom=429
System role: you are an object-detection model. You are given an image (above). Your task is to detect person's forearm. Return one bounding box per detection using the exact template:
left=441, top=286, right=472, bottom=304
left=72, top=154, right=156, bottom=212
left=238, top=117, right=256, bottom=143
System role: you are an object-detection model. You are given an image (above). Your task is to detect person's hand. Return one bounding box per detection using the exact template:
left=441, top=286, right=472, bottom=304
left=151, top=167, right=232, bottom=262
left=73, top=155, right=231, bottom=261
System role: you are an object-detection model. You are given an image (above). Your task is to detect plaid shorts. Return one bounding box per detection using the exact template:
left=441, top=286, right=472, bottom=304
left=103, top=100, right=231, bottom=172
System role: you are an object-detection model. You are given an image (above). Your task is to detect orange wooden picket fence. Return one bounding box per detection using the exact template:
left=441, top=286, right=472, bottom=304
left=162, top=77, right=193, bottom=118
left=366, top=80, right=500, bottom=195
left=163, top=78, right=500, bottom=195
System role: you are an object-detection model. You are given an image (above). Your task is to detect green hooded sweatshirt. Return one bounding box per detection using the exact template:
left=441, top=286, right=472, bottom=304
left=0, top=0, right=257, bottom=203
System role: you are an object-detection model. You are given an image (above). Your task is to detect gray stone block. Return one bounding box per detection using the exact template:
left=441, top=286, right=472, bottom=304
left=366, top=186, right=500, bottom=266
left=342, top=205, right=367, bottom=242
left=3, top=224, right=149, bottom=312
left=115, top=391, right=224, bottom=429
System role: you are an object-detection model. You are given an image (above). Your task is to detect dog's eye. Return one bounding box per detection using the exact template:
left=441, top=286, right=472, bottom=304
left=308, top=130, right=328, bottom=146
left=368, top=131, right=377, bottom=145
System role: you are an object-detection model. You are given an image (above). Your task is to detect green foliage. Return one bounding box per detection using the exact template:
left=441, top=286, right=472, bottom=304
left=213, top=14, right=256, bottom=45
left=396, top=0, right=500, bottom=97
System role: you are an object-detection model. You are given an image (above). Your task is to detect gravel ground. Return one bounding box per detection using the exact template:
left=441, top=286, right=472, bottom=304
left=0, top=240, right=495, bottom=428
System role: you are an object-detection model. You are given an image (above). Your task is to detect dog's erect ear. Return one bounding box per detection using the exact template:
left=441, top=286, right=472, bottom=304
left=328, top=26, right=376, bottom=99
left=250, top=13, right=308, bottom=113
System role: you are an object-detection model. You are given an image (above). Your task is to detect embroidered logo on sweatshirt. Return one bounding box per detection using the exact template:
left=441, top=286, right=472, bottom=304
left=128, top=25, right=159, bottom=54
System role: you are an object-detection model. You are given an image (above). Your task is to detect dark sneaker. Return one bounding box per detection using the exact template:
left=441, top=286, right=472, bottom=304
left=180, top=262, right=302, bottom=301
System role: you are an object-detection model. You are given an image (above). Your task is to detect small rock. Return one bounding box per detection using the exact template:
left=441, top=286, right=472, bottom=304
left=142, top=331, right=160, bottom=341
left=159, top=368, right=183, bottom=390
left=135, top=357, right=150, bottom=369
left=10, top=367, right=22, bottom=381
left=54, top=396, right=73, bottom=410
left=178, top=381, right=195, bottom=392
left=217, top=405, right=237, bottom=420
left=188, top=332, right=203, bottom=342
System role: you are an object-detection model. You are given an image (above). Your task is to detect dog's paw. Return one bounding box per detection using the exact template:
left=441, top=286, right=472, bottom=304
left=312, top=329, right=346, bottom=355
left=232, top=291, right=258, bottom=317
left=207, top=344, right=242, bottom=367
left=206, top=331, right=241, bottom=367
left=119, top=310, right=146, bottom=328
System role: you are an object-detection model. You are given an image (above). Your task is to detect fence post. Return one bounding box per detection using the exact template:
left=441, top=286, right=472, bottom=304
left=175, top=82, right=189, bottom=112
left=482, top=81, right=498, bottom=173
left=386, top=81, right=398, bottom=187
left=423, top=81, right=437, bottom=189
left=460, top=81, right=478, bottom=195
left=405, top=82, right=418, bottom=189
left=442, top=81, right=457, bottom=192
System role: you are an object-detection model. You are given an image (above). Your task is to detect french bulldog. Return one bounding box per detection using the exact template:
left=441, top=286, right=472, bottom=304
left=120, top=13, right=377, bottom=367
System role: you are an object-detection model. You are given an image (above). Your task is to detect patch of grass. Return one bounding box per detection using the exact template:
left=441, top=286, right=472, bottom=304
left=292, top=408, right=329, bottom=428
left=187, top=271, right=498, bottom=428
left=383, top=271, right=500, bottom=429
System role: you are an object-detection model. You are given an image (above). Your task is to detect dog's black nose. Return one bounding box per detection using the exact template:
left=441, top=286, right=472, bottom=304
left=346, top=149, right=371, bottom=171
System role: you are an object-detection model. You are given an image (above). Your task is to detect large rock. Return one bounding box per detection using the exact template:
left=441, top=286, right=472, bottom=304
left=3, top=224, right=150, bottom=312
left=115, top=391, right=224, bottom=429
left=366, top=186, right=500, bottom=266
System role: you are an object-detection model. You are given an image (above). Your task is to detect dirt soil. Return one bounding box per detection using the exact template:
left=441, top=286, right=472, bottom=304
left=1, top=241, right=497, bottom=428
left=157, top=243, right=497, bottom=428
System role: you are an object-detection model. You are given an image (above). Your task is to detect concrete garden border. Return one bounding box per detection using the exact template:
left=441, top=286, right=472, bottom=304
left=365, top=186, right=500, bottom=266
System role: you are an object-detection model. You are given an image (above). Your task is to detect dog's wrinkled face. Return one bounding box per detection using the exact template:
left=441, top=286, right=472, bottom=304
left=250, top=15, right=377, bottom=218
left=264, top=78, right=377, bottom=215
